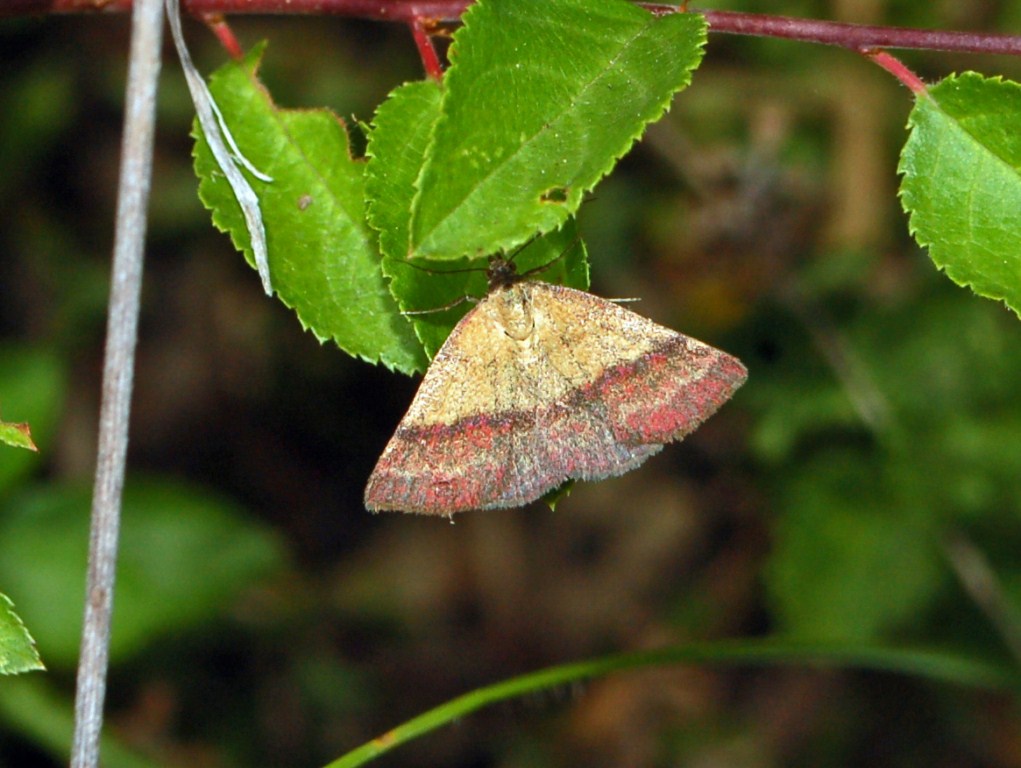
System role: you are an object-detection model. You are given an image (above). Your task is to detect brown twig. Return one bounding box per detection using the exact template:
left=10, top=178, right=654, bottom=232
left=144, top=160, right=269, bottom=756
left=5, top=0, right=1021, bottom=60
left=698, top=9, right=1021, bottom=56
left=2, top=0, right=470, bottom=20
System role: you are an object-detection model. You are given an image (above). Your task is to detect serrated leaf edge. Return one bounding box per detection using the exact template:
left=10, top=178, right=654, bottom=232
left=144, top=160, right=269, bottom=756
left=0, top=592, right=45, bottom=674
left=409, top=7, right=706, bottom=261
left=898, top=72, right=1021, bottom=315
left=192, top=48, right=424, bottom=373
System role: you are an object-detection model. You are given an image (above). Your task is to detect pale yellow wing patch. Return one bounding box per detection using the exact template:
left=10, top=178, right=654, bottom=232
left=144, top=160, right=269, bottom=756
left=403, top=283, right=677, bottom=427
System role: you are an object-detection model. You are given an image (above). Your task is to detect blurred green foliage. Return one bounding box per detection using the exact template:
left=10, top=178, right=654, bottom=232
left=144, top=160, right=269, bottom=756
left=0, top=479, right=285, bottom=668
left=749, top=283, right=1021, bottom=642
left=0, top=347, right=65, bottom=489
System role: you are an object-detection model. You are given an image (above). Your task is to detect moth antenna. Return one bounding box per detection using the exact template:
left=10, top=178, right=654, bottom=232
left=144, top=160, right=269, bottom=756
left=516, top=234, right=584, bottom=279
left=396, top=258, right=487, bottom=277
left=401, top=294, right=479, bottom=316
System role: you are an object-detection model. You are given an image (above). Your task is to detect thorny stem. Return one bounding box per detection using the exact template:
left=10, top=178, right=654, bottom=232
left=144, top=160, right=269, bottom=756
left=5, top=1, right=1021, bottom=59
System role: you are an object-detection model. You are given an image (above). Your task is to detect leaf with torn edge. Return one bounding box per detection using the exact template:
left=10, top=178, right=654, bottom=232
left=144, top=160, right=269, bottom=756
left=194, top=44, right=427, bottom=374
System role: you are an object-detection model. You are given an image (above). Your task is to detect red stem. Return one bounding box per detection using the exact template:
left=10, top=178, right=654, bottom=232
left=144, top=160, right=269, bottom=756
left=410, top=17, right=444, bottom=80
left=699, top=9, right=1021, bottom=56
left=865, top=50, right=927, bottom=94
left=201, top=13, right=244, bottom=59
left=5, top=0, right=1021, bottom=58
left=3, top=0, right=471, bottom=20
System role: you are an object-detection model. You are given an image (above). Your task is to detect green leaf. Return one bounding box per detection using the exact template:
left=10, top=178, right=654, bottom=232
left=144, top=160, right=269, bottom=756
left=366, top=79, right=444, bottom=262
left=0, top=345, right=66, bottom=495
left=366, top=78, right=590, bottom=358
left=408, top=0, right=706, bottom=260
left=0, top=419, right=35, bottom=452
left=194, top=43, right=426, bottom=374
left=0, top=479, right=285, bottom=668
left=383, top=222, right=590, bottom=359
left=0, top=593, right=44, bottom=675
left=900, top=73, right=1021, bottom=317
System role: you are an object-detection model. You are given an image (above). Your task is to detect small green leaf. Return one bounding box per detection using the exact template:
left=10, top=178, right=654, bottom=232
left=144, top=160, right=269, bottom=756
left=540, top=479, right=574, bottom=511
left=194, top=43, right=426, bottom=374
left=900, top=73, right=1021, bottom=317
left=0, top=419, right=35, bottom=452
left=0, top=593, right=44, bottom=675
left=383, top=222, right=590, bottom=359
left=0, top=346, right=66, bottom=495
left=408, top=0, right=706, bottom=260
left=0, top=479, right=285, bottom=668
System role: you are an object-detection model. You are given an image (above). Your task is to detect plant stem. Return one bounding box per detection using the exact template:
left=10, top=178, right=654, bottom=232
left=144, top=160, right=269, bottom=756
left=411, top=17, right=444, bottom=81
left=201, top=12, right=244, bottom=59
left=326, top=640, right=1017, bottom=768
left=69, top=0, right=162, bottom=765
left=697, top=9, right=1021, bottom=55
left=3, top=0, right=468, bottom=19
left=6, top=0, right=1021, bottom=58
left=865, top=50, right=928, bottom=93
